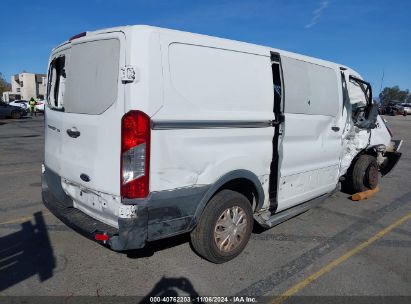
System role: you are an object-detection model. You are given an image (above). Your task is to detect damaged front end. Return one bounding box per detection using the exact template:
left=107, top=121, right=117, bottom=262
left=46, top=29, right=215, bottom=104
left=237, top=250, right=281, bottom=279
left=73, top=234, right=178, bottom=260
left=339, top=71, right=402, bottom=181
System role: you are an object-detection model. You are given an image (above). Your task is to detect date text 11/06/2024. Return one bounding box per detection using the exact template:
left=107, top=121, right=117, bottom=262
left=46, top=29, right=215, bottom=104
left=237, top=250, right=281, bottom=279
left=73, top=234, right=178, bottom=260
left=149, top=296, right=257, bottom=303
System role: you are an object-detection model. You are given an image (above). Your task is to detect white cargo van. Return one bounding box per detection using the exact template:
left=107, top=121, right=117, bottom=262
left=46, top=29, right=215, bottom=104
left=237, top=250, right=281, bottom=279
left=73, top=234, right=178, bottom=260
left=42, top=25, right=402, bottom=263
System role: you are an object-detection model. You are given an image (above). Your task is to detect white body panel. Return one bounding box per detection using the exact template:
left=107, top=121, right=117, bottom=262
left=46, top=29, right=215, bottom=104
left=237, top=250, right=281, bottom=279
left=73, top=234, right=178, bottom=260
left=150, top=34, right=274, bottom=207
left=277, top=114, right=341, bottom=211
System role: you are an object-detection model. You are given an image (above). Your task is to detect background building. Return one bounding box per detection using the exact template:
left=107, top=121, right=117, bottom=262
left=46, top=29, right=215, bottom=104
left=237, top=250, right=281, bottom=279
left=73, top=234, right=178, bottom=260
left=2, top=72, right=46, bottom=102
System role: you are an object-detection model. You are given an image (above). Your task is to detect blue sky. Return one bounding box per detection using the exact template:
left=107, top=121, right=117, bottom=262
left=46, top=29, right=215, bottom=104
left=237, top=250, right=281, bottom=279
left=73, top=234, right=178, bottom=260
left=1, top=0, right=410, bottom=94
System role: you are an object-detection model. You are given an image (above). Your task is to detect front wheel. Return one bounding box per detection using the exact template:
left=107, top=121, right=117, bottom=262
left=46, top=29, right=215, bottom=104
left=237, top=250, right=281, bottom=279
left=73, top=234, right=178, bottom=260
left=190, top=190, right=253, bottom=263
left=351, top=155, right=379, bottom=193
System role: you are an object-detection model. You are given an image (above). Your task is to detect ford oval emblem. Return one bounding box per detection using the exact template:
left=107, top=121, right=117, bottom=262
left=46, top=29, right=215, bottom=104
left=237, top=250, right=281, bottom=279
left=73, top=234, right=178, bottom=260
left=80, top=173, right=90, bottom=182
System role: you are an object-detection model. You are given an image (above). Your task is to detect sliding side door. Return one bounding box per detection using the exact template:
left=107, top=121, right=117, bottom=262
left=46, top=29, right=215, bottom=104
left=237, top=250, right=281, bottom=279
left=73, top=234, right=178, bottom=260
left=276, top=56, right=342, bottom=211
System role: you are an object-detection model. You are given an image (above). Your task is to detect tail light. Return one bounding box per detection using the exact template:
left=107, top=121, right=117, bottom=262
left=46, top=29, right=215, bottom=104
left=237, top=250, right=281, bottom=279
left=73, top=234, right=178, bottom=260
left=121, top=111, right=150, bottom=199
left=95, top=233, right=109, bottom=242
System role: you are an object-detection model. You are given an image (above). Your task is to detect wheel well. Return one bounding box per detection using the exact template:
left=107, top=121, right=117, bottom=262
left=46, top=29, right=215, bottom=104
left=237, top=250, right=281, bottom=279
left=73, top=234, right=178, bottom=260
left=215, top=178, right=258, bottom=211
left=346, top=150, right=376, bottom=175
left=342, top=150, right=379, bottom=191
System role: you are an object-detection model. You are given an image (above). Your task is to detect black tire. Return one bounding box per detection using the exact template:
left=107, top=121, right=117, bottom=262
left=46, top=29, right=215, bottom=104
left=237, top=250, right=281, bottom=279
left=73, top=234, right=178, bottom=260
left=190, top=189, right=253, bottom=263
left=351, top=155, right=379, bottom=193
left=11, top=111, right=21, bottom=119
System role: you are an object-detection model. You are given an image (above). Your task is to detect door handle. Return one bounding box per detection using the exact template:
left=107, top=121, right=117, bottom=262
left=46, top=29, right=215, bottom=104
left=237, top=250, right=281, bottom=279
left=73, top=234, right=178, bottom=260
left=331, top=126, right=340, bottom=132
left=67, top=127, right=80, bottom=138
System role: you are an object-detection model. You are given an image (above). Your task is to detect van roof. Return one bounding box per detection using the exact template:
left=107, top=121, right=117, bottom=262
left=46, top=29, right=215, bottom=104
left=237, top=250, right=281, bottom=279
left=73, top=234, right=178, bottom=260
left=52, top=24, right=360, bottom=77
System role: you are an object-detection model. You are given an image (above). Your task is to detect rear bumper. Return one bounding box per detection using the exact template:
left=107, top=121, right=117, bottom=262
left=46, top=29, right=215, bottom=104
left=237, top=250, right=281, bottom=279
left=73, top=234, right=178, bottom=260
left=41, top=166, right=211, bottom=251
left=42, top=170, right=148, bottom=251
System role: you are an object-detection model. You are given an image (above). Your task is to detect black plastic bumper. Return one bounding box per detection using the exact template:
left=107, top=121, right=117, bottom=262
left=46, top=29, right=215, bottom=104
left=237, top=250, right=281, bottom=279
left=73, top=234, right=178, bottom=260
left=42, top=171, right=148, bottom=251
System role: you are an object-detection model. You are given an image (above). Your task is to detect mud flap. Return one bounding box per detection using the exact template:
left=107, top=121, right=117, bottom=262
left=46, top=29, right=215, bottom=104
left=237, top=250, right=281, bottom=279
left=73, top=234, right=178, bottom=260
left=380, top=152, right=402, bottom=177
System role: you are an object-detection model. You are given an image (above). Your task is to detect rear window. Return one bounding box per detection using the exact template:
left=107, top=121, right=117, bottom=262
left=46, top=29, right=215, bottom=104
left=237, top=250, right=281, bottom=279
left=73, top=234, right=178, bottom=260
left=64, top=39, right=120, bottom=114
left=47, top=38, right=120, bottom=114
left=47, top=55, right=66, bottom=110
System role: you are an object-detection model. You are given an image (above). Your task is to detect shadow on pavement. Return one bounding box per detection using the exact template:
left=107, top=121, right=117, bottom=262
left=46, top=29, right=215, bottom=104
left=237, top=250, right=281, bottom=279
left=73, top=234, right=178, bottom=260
left=340, top=181, right=356, bottom=195
left=141, top=276, right=203, bottom=304
left=126, top=233, right=190, bottom=259
left=0, top=211, right=56, bottom=291
left=125, top=221, right=272, bottom=258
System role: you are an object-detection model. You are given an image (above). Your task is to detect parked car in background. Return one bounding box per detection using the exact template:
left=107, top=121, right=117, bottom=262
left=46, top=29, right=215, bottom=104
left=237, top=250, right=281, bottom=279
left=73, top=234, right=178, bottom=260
left=400, top=103, right=411, bottom=115
left=378, top=104, right=386, bottom=115
left=383, top=105, right=393, bottom=115
left=36, top=100, right=45, bottom=112
left=385, top=103, right=405, bottom=116
left=0, top=102, right=27, bottom=119
left=393, top=104, right=405, bottom=116
left=9, top=100, right=29, bottom=110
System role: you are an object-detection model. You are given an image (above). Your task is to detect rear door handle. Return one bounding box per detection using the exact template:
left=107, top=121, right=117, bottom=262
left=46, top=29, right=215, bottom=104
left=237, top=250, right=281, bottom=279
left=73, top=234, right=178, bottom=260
left=331, top=126, right=340, bottom=132
left=67, top=128, right=80, bottom=138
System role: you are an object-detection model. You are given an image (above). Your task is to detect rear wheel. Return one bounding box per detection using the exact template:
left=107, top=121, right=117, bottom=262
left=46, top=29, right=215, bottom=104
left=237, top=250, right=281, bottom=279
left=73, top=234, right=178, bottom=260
left=190, top=190, right=253, bottom=263
left=351, top=155, right=379, bottom=193
left=11, top=111, right=21, bottom=119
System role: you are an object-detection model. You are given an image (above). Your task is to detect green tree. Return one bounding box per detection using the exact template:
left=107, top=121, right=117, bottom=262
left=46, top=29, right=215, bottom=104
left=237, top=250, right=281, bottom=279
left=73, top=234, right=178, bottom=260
left=379, top=86, right=410, bottom=105
left=0, top=72, right=11, bottom=101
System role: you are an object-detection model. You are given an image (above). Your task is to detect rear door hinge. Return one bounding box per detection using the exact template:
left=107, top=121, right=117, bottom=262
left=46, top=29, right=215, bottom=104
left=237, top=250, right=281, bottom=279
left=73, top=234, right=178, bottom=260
left=121, top=65, right=138, bottom=83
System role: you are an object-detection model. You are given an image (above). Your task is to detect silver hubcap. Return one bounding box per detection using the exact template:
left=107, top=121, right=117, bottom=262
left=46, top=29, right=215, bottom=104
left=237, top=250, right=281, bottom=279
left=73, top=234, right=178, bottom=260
left=214, top=206, right=248, bottom=253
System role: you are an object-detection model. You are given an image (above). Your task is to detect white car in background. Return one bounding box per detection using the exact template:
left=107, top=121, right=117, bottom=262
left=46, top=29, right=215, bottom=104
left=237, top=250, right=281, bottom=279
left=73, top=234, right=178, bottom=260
left=36, top=100, right=45, bottom=112
left=400, top=103, right=411, bottom=114
left=9, top=100, right=28, bottom=110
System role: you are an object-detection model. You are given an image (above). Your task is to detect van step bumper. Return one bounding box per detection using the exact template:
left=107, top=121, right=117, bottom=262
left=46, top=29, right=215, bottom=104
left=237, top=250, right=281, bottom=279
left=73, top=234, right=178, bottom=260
left=42, top=170, right=148, bottom=251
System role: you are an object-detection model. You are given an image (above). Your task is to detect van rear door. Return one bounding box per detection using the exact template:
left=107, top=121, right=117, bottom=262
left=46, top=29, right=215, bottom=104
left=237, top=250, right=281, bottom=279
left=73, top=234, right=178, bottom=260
left=45, top=31, right=126, bottom=196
